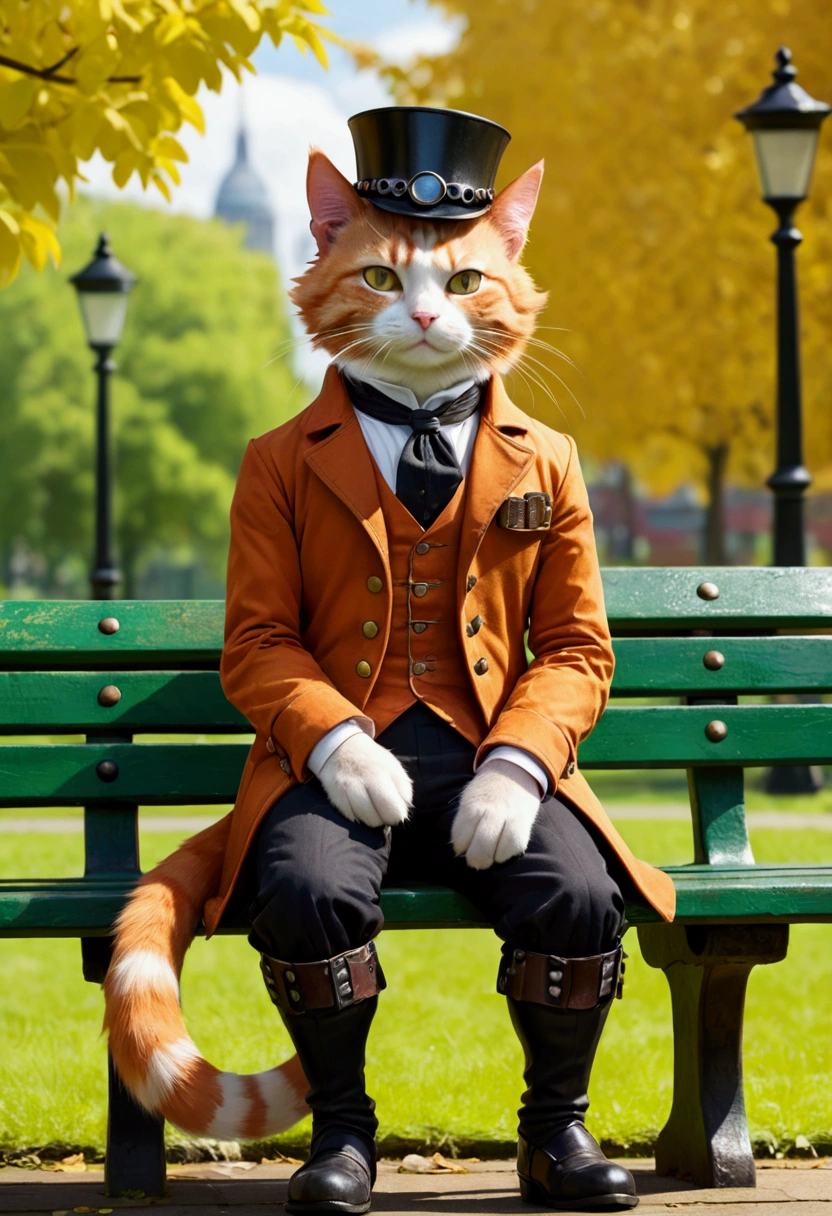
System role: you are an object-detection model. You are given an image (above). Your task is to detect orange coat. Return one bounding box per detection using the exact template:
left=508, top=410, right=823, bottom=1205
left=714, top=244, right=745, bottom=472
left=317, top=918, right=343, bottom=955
left=206, top=367, right=675, bottom=934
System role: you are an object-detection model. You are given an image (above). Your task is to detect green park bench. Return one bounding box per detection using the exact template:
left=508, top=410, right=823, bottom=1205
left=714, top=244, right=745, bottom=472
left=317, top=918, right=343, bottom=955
left=0, top=567, right=830, bottom=1197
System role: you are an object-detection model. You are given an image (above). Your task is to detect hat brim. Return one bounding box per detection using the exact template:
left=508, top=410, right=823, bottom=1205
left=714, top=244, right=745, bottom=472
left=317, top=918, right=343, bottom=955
left=364, top=196, right=492, bottom=221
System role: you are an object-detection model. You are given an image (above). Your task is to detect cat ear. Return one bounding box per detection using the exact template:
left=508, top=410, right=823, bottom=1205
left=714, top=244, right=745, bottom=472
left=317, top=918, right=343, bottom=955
left=307, top=148, right=362, bottom=255
left=489, top=160, right=544, bottom=260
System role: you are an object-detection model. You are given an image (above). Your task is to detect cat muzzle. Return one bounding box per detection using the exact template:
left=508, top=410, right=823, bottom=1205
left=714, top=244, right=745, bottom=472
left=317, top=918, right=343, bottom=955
left=498, top=944, right=625, bottom=1010
left=261, top=942, right=386, bottom=1016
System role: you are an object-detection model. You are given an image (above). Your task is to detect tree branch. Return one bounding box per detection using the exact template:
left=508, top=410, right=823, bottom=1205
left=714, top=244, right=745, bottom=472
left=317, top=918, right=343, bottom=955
left=0, top=51, right=140, bottom=85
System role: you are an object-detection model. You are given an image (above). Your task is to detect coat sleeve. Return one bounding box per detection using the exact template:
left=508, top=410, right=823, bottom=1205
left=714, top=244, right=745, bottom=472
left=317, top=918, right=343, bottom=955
left=474, top=436, right=614, bottom=790
left=220, top=438, right=369, bottom=779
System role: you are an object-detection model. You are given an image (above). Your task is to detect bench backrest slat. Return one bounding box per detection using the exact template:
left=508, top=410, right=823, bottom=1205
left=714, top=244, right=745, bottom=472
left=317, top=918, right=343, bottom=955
left=2, top=703, right=830, bottom=807
left=1, top=567, right=830, bottom=671
left=1, top=636, right=831, bottom=735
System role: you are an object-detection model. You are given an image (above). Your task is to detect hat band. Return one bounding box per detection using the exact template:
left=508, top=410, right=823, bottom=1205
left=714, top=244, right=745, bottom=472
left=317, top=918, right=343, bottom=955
left=355, top=172, right=495, bottom=209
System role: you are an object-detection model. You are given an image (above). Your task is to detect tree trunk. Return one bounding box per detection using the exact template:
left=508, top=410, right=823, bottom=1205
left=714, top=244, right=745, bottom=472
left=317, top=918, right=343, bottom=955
left=703, top=442, right=729, bottom=565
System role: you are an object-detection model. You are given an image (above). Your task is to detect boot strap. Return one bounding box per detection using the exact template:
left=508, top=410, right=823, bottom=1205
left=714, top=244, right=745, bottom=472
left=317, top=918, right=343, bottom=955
left=498, top=945, right=624, bottom=1010
left=261, top=941, right=386, bottom=1016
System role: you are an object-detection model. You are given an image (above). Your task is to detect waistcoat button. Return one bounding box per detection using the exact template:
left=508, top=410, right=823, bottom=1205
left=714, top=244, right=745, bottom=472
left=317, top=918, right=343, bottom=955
left=362, top=621, right=379, bottom=638
left=412, top=622, right=428, bottom=634
left=356, top=660, right=372, bottom=678
left=412, top=661, right=427, bottom=676
left=367, top=575, right=383, bottom=593
left=415, top=542, right=431, bottom=555
left=466, top=575, right=477, bottom=592
left=412, top=582, right=428, bottom=597
left=474, top=658, right=489, bottom=675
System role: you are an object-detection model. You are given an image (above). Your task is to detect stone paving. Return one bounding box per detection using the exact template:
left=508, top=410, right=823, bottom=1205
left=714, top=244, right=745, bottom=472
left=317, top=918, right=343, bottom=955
left=1, top=1158, right=830, bottom=1215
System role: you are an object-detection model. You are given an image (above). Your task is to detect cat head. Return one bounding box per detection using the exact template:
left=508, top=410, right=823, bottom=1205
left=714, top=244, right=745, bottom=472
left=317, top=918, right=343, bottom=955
left=290, top=149, right=548, bottom=401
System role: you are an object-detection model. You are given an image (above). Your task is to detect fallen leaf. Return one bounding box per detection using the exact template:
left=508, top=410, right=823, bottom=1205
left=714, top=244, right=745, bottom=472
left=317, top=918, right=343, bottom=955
left=73, top=1207, right=96, bottom=1212
left=261, top=1154, right=303, bottom=1165
left=431, top=1153, right=469, bottom=1174
left=62, top=1154, right=85, bottom=1167
left=398, top=1153, right=469, bottom=1175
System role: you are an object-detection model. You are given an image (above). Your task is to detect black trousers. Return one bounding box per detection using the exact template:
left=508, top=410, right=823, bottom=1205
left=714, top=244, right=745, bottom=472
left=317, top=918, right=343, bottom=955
left=248, top=703, right=625, bottom=964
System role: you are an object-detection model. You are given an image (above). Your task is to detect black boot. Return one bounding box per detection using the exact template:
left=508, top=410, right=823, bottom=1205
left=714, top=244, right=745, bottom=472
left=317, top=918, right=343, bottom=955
left=261, top=947, right=383, bottom=1215
left=502, top=947, right=638, bottom=1211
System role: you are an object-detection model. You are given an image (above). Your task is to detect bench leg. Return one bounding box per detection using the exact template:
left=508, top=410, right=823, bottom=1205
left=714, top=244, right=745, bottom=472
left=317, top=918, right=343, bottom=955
left=105, top=1051, right=167, bottom=1198
left=637, top=923, right=788, bottom=1188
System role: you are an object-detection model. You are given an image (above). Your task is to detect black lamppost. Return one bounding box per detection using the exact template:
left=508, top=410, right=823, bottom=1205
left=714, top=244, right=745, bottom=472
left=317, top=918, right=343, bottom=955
left=736, top=47, right=830, bottom=566
left=70, top=234, right=137, bottom=600
left=737, top=50, right=830, bottom=795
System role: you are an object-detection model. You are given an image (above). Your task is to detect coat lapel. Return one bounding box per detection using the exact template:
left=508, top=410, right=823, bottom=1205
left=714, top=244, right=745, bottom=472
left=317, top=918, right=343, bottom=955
left=303, top=366, right=390, bottom=568
left=457, top=376, right=535, bottom=610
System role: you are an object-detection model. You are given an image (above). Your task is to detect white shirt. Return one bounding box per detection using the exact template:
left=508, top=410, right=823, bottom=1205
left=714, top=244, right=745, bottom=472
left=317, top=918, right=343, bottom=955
left=307, top=374, right=550, bottom=799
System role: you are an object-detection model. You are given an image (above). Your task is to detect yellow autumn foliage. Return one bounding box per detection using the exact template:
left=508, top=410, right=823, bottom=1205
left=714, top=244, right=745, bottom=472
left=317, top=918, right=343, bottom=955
left=0, top=0, right=334, bottom=286
left=380, top=0, right=832, bottom=503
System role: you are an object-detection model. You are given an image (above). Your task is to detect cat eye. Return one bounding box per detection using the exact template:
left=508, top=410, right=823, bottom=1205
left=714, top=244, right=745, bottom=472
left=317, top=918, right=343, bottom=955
left=447, top=269, right=482, bottom=295
left=363, top=266, right=402, bottom=292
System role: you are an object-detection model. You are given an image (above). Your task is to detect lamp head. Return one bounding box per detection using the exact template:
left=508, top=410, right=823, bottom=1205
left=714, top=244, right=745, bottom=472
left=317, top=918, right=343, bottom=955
left=736, top=48, right=830, bottom=203
left=70, top=233, right=137, bottom=348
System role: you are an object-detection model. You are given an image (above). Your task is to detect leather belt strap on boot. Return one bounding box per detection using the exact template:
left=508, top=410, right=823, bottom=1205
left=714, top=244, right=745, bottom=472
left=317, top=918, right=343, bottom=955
left=498, top=944, right=625, bottom=1010
left=261, top=941, right=386, bottom=1016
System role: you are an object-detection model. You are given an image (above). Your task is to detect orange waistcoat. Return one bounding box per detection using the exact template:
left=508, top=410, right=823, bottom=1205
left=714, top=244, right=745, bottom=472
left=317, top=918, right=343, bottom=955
left=364, top=463, right=486, bottom=744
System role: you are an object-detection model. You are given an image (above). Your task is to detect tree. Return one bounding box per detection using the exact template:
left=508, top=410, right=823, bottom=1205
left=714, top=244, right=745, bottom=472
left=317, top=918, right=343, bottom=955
left=0, top=1, right=333, bottom=285
left=377, top=0, right=832, bottom=560
left=0, top=195, right=304, bottom=595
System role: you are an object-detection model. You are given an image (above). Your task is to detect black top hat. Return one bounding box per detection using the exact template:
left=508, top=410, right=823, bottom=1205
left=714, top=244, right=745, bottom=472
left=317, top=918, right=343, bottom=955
left=348, top=106, right=511, bottom=220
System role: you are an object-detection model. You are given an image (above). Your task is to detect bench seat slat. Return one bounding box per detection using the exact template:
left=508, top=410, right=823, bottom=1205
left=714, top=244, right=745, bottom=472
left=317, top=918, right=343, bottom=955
left=1, top=869, right=830, bottom=936
left=2, top=636, right=831, bottom=733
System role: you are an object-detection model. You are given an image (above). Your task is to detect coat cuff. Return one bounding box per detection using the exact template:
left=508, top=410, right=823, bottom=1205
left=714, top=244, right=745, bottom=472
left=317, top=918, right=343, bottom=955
left=475, top=709, right=573, bottom=793
left=270, top=687, right=373, bottom=781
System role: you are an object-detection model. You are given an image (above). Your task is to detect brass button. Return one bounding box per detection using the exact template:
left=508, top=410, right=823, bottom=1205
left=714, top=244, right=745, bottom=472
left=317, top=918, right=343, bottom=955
left=703, top=650, right=725, bottom=671
left=412, top=582, right=428, bottom=597
left=466, top=614, right=483, bottom=637
left=367, top=575, right=383, bottom=594
left=266, top=737, right=276, bottom=753
left=412, top=661, right=427, bottom=676
left=280, top=757, right=292, bottom=774
left=697, top=581, right=720, bottom=601
left=97, top=684, right=122, bottom=707
left=362, top=621, right=379, bottom=638
left=415, top=542, right=431, bottom=555
left=466, top=574, right=477, bottom=592
left=474, top=658, right=489, bottom=676
left=356, top=660, right=372, bottom=678
left=98, top=616, right=120, bottom=635
left=412, top=622, right=428, bottom=634
left=705, top=719, right=728, bottom=743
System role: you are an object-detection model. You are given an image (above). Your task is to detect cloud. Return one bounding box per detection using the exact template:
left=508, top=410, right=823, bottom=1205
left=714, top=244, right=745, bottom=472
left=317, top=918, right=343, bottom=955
left=372, top=16, right=465, bottom=65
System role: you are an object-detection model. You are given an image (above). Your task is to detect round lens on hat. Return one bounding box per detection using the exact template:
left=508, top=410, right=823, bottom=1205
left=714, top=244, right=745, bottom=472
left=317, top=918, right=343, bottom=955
left=408, top=171, right=447, bottom=206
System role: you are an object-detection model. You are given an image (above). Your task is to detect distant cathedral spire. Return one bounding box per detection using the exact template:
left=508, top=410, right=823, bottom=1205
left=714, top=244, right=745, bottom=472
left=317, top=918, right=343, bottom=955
left=214, top=100, right=275, bottom=255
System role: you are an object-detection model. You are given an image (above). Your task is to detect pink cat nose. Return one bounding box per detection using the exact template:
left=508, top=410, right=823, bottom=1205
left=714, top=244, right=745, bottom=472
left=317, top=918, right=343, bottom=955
left=412, top=311, right=439, bottom=330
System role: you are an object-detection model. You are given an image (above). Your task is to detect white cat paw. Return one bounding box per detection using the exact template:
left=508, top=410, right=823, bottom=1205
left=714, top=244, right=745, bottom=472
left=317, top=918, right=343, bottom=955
left=318, top=731, right=413, bottom=829
left=451, top=760, right=541, bottom=870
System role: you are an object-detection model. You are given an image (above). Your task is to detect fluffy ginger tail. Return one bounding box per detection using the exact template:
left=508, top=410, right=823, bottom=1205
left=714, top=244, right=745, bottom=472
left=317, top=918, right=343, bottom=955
left=103, top=817, right=309, bottom=1138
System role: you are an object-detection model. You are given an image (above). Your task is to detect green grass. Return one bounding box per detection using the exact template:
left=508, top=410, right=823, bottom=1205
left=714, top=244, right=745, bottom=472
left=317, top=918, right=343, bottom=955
left=0, top=818, right=829, bottom=1155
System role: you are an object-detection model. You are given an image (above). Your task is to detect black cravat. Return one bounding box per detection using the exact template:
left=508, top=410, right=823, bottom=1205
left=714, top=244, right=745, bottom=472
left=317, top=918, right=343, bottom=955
left=343, top=375, right=483, bottom=526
